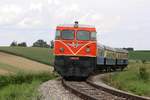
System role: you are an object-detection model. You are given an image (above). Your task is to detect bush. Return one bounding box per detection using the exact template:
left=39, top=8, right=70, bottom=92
left=10, top=41, right=17, bottom=46
left=141, top=60, right=146, bottom=64
left=0, top=72, right=58, bottom=100
left=32, top=40, right=50, bottom=48
left=0, top=72, right=57, bottom=88
left=18, top=42, right=27, bottom=47
left=139, top=65, right=149, bottom=81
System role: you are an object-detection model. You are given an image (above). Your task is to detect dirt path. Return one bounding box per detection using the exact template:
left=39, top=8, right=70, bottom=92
left=0, top=52, right=53, bottom=74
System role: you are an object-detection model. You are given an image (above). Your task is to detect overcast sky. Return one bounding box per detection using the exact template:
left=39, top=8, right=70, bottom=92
left=0, top=0, right=150, bottom=50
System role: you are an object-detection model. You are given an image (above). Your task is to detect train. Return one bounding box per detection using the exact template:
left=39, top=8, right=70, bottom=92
left=54, top=21, right=128, bottom=79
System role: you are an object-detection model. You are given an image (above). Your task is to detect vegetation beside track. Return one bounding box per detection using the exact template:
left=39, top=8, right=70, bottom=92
left=104, top=61, right=150, bottom=97
left=0, top=72, right=57, bottom=100
left=0, top=46, right=54, bottom=65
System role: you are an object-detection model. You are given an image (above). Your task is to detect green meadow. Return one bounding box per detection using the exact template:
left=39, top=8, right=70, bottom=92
left=129, top=50, right=150, bottom=61
left=0, top=46, right=54, bottom=65
left=0, top=72, right=57, bottom=100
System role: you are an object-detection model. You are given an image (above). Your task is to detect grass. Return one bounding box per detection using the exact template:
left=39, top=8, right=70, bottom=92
left=0, top=59, right=53, bottom=75
left=0, top=62, right=21, bottom=74
left=129, top=51, right=150, bottom=61
left=0, top=81, right=39, bottom=100
left=0, top=72, right=58, bottom=100
left=0, top=46, right=57, bottom=100
left=104, top=62, right=150, bottom=97
left=0, top=46, right=54, bottom=65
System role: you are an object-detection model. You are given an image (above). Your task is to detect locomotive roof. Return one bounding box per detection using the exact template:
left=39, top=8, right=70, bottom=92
left=57, top=24, right=95, bottom=28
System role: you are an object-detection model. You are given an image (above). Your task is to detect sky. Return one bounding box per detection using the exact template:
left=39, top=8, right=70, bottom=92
left=0, top=0, right=150, bottom=50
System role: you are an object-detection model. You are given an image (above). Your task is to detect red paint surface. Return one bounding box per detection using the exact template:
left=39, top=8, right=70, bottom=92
left=54, top=25, right=97, bottom=57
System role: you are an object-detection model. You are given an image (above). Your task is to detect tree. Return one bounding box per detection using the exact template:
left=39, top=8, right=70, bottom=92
left=10, top=41, right=17, bottom=46
left=50, top=40, right=54, bottom=48
left=18, top=42, right=27, bottom=47
left=32, top=39, right=50, bottom=48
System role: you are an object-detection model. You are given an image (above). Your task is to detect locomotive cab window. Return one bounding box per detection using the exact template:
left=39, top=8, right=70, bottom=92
left=91, top=32, right=96, bottom=40
left=61, top=30, right=74, bottom=40
left=55, top=30, right=61, bottom=39
left=77, top=31, right=90, bottom=40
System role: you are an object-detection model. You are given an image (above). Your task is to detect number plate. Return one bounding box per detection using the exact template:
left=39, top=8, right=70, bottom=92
left=70, top=57, right=79, bottom=60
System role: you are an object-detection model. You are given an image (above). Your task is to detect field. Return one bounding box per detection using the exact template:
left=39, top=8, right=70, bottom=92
left=0, top=52, right=53, bottom=75
left=0, top=47, right=57, bottom=100
left=0, top=46, right=54, bottom=65
left=104, top=61, right=150, bottom=97
left=129, top=50, right=150, bottom=61
left=0, top=47, right=150, bottom=98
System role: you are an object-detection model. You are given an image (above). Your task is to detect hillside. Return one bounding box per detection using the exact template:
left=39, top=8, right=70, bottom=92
left=0, top=47, right=54, bottom=65
left=0, top=52, right=53, bottom=75
left=0, top=48, right=56, bottom=100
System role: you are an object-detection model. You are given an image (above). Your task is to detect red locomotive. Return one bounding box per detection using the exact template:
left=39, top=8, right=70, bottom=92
left=54, top=22, right=128, bottom=79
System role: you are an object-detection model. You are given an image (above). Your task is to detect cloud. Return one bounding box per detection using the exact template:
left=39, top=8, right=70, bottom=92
left=0, top=0, right=150, bottom=49
left=0, top=4, right=22, bottom=26
left=0, top=0, right=121, bottom=33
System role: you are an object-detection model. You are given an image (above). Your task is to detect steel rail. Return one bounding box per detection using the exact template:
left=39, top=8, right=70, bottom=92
left=62, top=75, right=150, bottom=100
left=87, top=75, right=150, bottom=100
left=62, top=79, right=125, bottom=100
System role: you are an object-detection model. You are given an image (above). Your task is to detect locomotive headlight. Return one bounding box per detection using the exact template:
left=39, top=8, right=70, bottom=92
left=86, top=48, right=90, bottom=53
left=60, top=48, right=64, bottom=52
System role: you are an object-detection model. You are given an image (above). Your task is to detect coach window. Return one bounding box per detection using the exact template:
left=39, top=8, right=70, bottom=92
left=91, top=32, right=96, bottom=40
left=61, top=30, right=74, bottom=40
left=55, top=30, right=61, bottom=39
left=77, top=31, right=90, bottom=40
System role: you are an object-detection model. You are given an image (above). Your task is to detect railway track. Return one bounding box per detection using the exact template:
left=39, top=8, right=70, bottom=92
left=62, top=79, right=125, bottom=100
left=62, top=74, right=150, bottom=100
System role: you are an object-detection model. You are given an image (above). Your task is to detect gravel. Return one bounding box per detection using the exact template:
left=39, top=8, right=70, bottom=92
left=39, top=79, right=82, bottom=100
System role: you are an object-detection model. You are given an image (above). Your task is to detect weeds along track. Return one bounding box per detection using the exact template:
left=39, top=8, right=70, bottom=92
left=62, top=74, right=150, bottom=100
